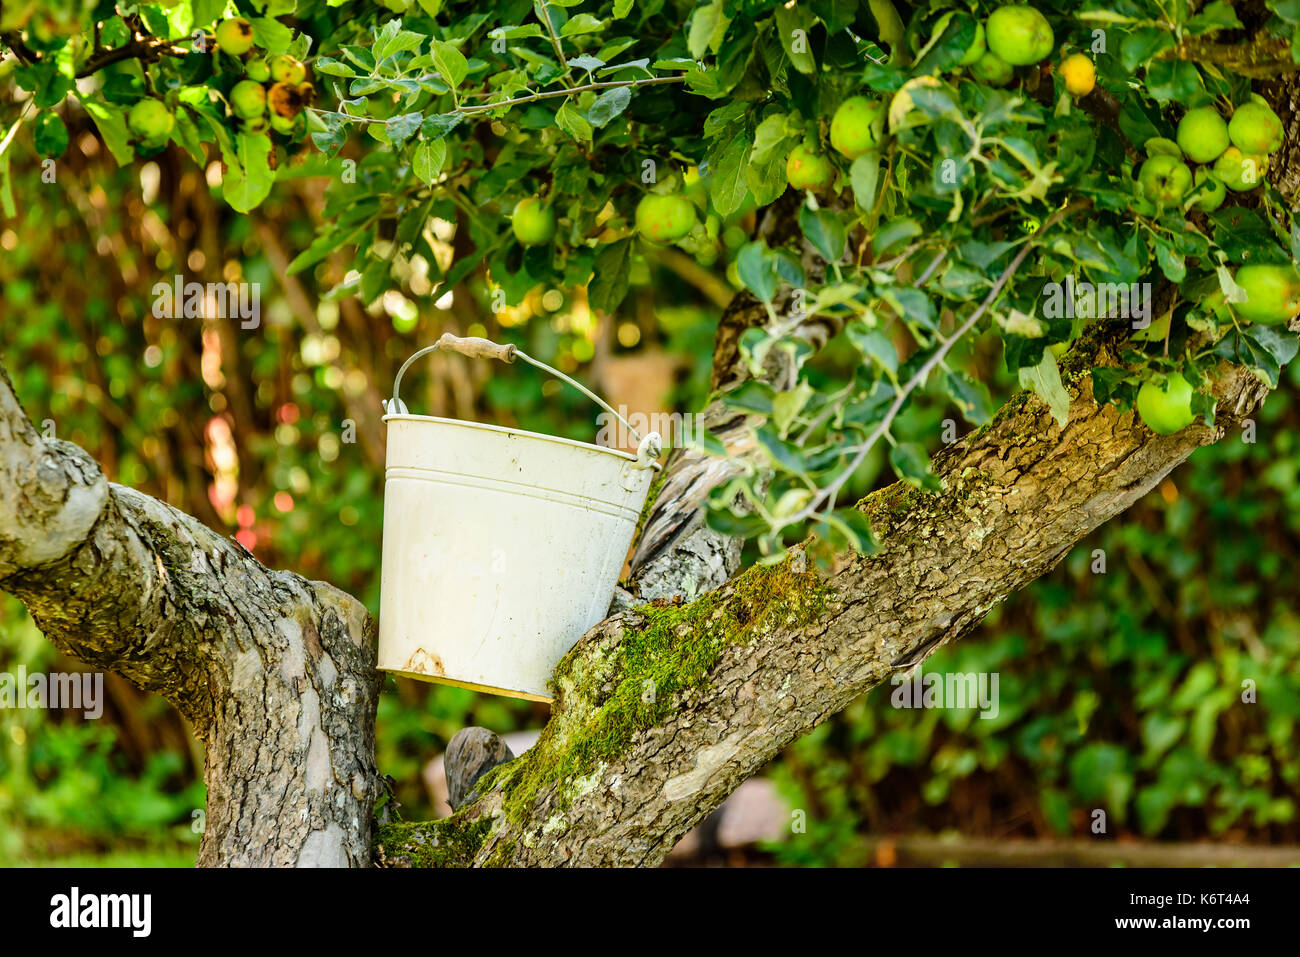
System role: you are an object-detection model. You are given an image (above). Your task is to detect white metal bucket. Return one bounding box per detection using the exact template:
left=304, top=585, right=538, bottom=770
left=378, top=334, right=661, bottom=702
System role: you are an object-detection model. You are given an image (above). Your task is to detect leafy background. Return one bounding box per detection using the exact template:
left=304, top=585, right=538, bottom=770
left=1, top=0, right=1299, bottom=865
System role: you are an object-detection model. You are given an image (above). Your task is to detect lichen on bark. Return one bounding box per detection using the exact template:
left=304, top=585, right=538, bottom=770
left=469, top=557, right=831, bottom=836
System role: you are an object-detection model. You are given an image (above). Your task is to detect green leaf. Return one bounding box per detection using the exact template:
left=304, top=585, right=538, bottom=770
left=850, top=152, right=881, bottom=210
left=723, top=380, right=776, bottom=415
left=421, top=113, right=464, bottom=139
left=773, top=4, right=816, bottom=74
left=560, top=14, right=605, bottom=36
left=751, top=112, right=792, bottom=163
left=846, top=321, right=897, bottom=375
left=555, top=100, right=593, bottom=143
left=772, top=380, right=814, bottom=436
left=709, top=131, right=751, bottom=218
left=250, top=17, right=294, bottom=55
left=82, top=97, right=135, bottom=166
left=1017, top=349, right=1071, bottom=427
left=755, top=424, right=808, bottom=476
left=1186, top=1, right=1243, bottom=34
left=1090, top=367, right=1132, bottom=405
left=386, top=112, right=422, bottom=145
left=798, top=205, right=847, bottom=263
left=313, top=57, right=356, bottom=77
left=688, top=0, right=728, bottom=59
left=33, top=112, right=68, bottom=158
left=1214, top=325, right=1298, bottom=388
left=586, top=86, right=631, bottom=127
left=170, top=106, right=206, bottom=165
left=823, top=507, right=878, bottom=554
left=14, top=64, right=73, bottom=109
left=736, top=241, right=779, bottom=302
left=889, top=442, right=938, bottom=489
left=412, top=138, right=446, bottom=184
left=1120, top=29, right=1176, bottom=72
left=431, top=39, right=469, bottom=89
left=1145, top=60, right=1201, bottom=103
left=943, top=370, right=993, bottom=425
left=589, top=238, right=633, bottom=312
left=102, top=15, right=132, bottom=46
left=222, top=133, right=275, bottom=213
left=0, top=153, right=13, bottom=219
left=872, top=217, right=922, bottom=257
left=705, top=506, right=769, bottom=538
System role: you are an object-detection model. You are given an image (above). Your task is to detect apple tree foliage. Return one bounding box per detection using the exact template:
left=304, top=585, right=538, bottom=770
left=4, top=0, right=1300, bottom=567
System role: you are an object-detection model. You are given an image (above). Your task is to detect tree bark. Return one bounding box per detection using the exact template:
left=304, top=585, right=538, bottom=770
left=0, top=364, right=381, bottom=866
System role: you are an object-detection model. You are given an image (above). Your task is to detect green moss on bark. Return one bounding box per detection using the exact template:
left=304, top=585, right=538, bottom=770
left=478, top=557, right=829, bottom=829
left=374, top=816, right=492, bottom=868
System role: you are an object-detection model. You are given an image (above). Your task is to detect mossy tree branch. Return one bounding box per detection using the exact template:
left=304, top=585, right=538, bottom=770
left=1157, top=33, right=1300, bottom=78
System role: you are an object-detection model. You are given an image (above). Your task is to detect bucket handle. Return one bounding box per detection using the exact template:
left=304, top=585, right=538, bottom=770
left=385, top=333, right=662, bottom=465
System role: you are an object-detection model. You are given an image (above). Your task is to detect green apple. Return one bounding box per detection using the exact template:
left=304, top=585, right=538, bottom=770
left=269, top=54, right=307, bottom=85
left=1136, top=373, right=1196, bottom=435
left=1213, top=146, right=1267, bottom=191
left=245, top=58, right=271, bottom=83
left=1144, top=136, right=1182, bottom=158
left=1176, top=106, right=1229, bottom=164
left=1233, top=263, right=1300, bottom=325
left=970, top=50, right=1014, bottom=86
left=1136, top=154, right=1192, bottom=205
left=959, top=21, right=986, bottom=66
left=1228, top=101, right=1283, bottom=155
left=785, top=144, right=833, bottom=191
left=128, top=99, right=174, bottom=144
left=635, top=194, right=697, bottom=243
left=985, top=5, right=1055, bottom=66
left=270, top=111, right=297, bottom=136
left=1189, top=168, right=1225, bottom=213
left=511, top=198, right=556, bottom=245
left=215, top=18, right=255, bottom=56
left=241, top=115, right=270, bottom=135
left=230, top=79, right=267, bottom=120
left=829, top=96, right=883, bottom=160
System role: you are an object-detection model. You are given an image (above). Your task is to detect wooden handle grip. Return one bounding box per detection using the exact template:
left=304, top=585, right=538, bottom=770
left=436, top=333, right=517, bottom=363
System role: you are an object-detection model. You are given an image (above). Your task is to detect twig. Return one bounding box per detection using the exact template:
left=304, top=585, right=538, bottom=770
left=537, top=2, right=574, bottom=87
left=0, top=31, right=38, bottom=65
left=784, top=201, right=1086, bottom=527
left=75, top=36, right=188, bottom=78
left=311, top=74, right=686, bottom=125
left=454, top=74, right=685, bottom=115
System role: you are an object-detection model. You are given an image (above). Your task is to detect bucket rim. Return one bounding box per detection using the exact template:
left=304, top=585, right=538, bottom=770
left=382, top=412, right=662, bottom=468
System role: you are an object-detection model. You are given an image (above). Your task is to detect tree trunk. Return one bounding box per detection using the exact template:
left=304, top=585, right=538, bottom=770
left=0, top=364, right=381, bottom=866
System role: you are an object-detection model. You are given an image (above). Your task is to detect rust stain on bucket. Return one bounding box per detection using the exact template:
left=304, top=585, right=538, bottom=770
left=405, top=648, right=445, bottom=676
